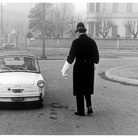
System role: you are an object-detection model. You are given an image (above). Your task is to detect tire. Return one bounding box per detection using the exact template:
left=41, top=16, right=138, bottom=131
left=37, top=99, right=43, bottom=108
left=38, top=101, right=43, bottom=108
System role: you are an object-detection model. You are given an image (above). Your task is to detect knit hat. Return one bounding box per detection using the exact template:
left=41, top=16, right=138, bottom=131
left=76, top=22, right=87, bottom=33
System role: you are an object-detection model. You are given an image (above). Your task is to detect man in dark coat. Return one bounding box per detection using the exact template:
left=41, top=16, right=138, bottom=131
left=61, top=22, right=99, bottom=116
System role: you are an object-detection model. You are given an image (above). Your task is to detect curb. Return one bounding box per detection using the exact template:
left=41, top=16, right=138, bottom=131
left=39, top=57, right=65, bottom=60
left=105, top=66, right=138, bottom=85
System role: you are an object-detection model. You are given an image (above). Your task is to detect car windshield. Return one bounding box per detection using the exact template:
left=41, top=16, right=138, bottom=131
left=0, top=56, right=39, bottom=73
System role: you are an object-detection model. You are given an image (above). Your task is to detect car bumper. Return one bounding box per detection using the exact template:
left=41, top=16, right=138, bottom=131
left=0, top=92, right=43, bottom=102
left=0, top=93, right=43, bottom=109
left=0, top=100, right=43, bottom=109
left=0, top=96, right=40, bottom=102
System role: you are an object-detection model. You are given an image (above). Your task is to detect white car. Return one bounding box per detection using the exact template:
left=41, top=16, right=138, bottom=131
left=0, top=51, right=45, bottom=108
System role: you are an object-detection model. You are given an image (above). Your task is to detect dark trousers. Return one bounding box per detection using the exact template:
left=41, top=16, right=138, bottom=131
left=76, top=94, right=92, bottom=113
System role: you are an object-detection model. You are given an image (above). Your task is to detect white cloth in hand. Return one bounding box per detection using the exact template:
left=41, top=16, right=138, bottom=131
left=61, top=61, right=71, bottom=79
left=94, top=64, right=98, bottom=72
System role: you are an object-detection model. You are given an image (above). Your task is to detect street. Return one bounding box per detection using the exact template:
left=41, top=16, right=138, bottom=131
left=0, top=57, right=138, bottom=135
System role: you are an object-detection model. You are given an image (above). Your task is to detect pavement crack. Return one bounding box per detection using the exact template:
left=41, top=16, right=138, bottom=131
left=49, top=116, right=58, bottom=120
left=50, top=102, right=68, bottom=110
left=50, top=111, right=58, bottom=115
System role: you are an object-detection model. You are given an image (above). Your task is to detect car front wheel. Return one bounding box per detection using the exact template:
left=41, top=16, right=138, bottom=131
left=38, top=100, right=43, bottom=108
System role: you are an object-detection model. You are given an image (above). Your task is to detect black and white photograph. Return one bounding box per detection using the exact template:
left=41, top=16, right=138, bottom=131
left=0, top=0, right=138, bottom=135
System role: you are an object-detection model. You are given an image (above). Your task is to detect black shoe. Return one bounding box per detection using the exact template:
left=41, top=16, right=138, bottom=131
left=87, top=107, right=93, bottom=114
left=74, top=112, right=85, bottom=116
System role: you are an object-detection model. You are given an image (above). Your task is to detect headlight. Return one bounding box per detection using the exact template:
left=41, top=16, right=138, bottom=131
left=37, top=80, right=45, bottom=88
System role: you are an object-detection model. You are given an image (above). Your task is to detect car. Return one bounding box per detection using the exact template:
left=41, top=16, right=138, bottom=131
left=0, top=51, right=45, bottom=108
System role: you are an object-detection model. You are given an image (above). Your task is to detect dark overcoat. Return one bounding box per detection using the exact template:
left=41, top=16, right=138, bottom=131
left=67, top=34, right=99, bottom=96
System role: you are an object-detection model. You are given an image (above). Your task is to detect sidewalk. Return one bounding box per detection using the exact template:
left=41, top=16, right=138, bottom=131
left=105, top=65, right=138, bottom=85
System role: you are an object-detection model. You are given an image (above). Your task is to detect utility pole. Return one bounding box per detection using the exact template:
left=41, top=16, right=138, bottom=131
left=0, top=3, right=3, bottom=45
left=41, top=3, right=47, bottom=59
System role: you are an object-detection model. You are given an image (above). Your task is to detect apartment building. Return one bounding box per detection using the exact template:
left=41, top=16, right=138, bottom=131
left=86, top=3, right=138, bottom=38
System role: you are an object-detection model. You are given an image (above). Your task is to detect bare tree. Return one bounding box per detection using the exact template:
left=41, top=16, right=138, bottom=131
left=12, top=23, right=24, bottom=49
left=124, top=20, right=138, bottom=38
left=2, top=20, right=12, bottom=48
left=22, top=27, right=31, bottom=50
left=49, top=3, right=74, bottom=38
left=29, top=3, right=74, bottom=38
left=97, top=20, right=114, bottom=38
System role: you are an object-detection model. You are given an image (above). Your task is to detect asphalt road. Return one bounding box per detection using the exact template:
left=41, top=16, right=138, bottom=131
left=0, top=57, right=138, bottom=135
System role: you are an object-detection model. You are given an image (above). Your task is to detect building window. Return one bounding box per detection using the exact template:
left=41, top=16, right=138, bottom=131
left=88, top=3, right=94, bottom=13
left=95, top=22, right=100, bottom=37
left=112, top=3, right=119, bottom=12
left=112, top=25, right=118, bottom=37
left=126, top=3, right=132, bottom=12
left=96, top=3, right=100, bottom=12
left=103, top=3, right=106, bottom=11
left=88, top=22, right=94, bottom=37
left=125, top=26, right=131, bottom=37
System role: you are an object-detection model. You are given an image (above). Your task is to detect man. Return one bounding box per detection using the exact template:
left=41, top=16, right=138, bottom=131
left=0, top=58, right=6, bottom=69
left=61, top=22, right=99, bottom=116
left=23, top=57, right=36, bottom=71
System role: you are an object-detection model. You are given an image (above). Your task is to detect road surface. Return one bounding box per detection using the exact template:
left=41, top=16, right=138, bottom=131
left=0, top=57, right=138, bottom=135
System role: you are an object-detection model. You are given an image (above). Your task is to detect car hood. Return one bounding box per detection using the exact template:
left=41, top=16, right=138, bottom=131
left=0, top=72, right=38, bottom=85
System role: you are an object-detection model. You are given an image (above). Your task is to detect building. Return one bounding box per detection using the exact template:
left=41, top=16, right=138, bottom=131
left=86, top=3, right=138, bottom=38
